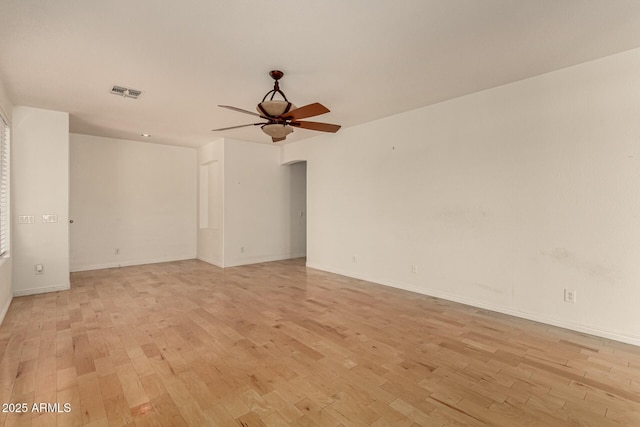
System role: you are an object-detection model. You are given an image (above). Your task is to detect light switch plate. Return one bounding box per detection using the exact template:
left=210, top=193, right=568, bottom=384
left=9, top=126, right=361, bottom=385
left=19, top=215, right=35, bottom=224
left=42, top=214, right=58, bottom=223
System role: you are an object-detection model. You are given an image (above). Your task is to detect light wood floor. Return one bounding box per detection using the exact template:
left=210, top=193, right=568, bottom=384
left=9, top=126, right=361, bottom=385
left=1, top=259, right=639, bottom=426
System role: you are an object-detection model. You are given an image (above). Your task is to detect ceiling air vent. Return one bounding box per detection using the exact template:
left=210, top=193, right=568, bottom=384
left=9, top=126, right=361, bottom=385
left=110, top=85, right=143, bottom=99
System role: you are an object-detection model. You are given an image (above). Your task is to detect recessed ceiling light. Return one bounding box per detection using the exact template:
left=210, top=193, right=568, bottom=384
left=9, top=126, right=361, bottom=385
left=141, top=133, right=151, bottom=137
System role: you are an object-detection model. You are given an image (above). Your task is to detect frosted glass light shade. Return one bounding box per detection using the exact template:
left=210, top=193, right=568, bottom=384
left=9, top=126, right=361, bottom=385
left=257, top=100, right=296, bottom=117
left=262, top=124, right=293, bottom=139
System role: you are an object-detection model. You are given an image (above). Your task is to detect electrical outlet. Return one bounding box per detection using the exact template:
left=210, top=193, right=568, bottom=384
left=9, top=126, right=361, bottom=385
left=352, top=256, right=357, bottom=263
left=114, top=248, right=119, bottom=255
left=564, top=289, right=577, bottom=303
left=240, top=247, right=245, bottom=253
left=411, top=264, right=418, bottom=274
left=35, top=264, right=44, bottom=275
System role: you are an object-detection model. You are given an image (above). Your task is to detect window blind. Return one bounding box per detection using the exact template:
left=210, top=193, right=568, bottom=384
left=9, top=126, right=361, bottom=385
left=0, top=116, right=9, bottom=257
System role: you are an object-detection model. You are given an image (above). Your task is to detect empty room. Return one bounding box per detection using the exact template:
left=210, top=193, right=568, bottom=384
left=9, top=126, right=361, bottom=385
left=1, top=1, right=640, bottom=426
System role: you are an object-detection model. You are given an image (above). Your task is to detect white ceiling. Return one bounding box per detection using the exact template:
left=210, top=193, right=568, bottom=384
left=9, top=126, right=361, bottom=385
left=1, top=1, right=640, bottom=147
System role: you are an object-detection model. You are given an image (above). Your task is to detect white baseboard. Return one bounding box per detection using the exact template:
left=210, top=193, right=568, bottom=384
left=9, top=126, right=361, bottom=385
left=0, top=294, right=12, bottom=325
left=224, top=252, right=307, bottom=268
left=306, top=262, right=640, bottom=347
left=289, top=253, right=307, bottom=260
left=70, top=255, right=197, bottom=272
left=13, top=283, right=70, bottom=297
left=197, top=255, right=223, bottom=268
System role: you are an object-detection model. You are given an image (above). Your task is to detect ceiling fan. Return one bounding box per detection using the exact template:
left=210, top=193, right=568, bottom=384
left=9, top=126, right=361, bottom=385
left=212, top=70, right=341, bottom=143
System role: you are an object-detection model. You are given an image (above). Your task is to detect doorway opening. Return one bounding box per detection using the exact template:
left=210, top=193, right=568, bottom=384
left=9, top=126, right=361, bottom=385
left=288, top=161, right=307, bottom=260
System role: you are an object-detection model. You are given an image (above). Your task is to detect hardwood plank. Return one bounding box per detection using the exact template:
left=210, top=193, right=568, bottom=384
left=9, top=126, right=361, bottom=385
left=77, top=372, right=107, bottom=425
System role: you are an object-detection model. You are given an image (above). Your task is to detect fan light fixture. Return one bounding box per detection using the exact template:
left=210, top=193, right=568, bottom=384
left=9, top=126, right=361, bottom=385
left=261, top=123, right=294, bottom=139
left=257, top=74, right=296, bottom=139
left=212, top=70, right=341, bottom=143
left=258, top=100, right=296, bottom=118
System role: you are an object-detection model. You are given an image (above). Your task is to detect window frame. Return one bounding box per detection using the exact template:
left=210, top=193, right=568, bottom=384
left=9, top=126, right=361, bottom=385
left=0, top=114, right=10, bottom=258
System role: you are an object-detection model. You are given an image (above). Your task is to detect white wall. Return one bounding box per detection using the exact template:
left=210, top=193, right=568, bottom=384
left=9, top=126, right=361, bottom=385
left=12, top=107, right=69, bottom=296
left=283, top=47, right=640, bottom=346
left=223, top=139, right=306, bottom=267
left=197, top=139, right=225, bottom=266
left=197, top=138, right=306, bottom=268
left=0, top=78, right=13, bottom=323
left=69, top=134, right=197, bottom=271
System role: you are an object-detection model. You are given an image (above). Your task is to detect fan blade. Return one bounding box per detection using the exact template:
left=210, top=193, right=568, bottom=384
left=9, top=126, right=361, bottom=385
left=219, top=105, right=267, bottom=118
left=212, top=123, right=265, bottom=131
left=272, top=136, right=286, bottom=143
left=280, top=103, right=330, bottom=120
left=289, top=121, right=341, bottom=133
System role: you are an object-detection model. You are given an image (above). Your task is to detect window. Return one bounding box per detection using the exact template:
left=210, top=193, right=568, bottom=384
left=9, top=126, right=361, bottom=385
left=0, top=115, right=9, bottom=257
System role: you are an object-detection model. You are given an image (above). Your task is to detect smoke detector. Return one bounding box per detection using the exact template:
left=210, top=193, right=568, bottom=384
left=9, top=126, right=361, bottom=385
left=110, top=85, right=143, bottom=99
